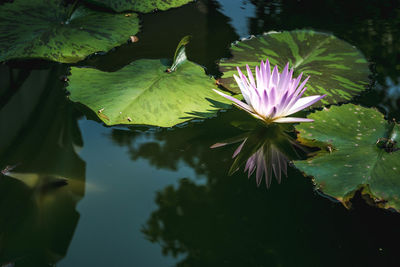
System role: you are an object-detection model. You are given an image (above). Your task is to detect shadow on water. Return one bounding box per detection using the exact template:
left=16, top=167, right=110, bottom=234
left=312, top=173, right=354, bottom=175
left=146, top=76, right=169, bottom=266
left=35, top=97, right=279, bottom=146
left=0, top=64, right=85, bottom=266
left=80, top=0, right=239, bottom=75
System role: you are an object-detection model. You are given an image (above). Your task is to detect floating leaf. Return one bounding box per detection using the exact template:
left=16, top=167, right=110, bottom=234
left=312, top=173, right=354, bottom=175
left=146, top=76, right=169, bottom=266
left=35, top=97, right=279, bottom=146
left=170, top=35, right=191, bottom=72
left=294, top=104, right=400, bottom=211
left=84, top=0, right=194, bottom=13
left=218, top=30, right=370, bottom=106
left=0, top=0, right=139, bottom=63
left=67, top=52, right=232, bottom=127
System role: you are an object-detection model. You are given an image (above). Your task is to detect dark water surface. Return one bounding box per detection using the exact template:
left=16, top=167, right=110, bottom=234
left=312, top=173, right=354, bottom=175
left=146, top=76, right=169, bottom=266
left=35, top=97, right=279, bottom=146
left=1, top=0, right=400, bottom=266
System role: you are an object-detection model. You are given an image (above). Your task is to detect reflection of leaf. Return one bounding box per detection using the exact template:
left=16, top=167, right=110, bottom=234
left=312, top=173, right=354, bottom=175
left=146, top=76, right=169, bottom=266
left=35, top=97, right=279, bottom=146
left=83, top=0, right=193, bottom=13
left=68, top=49, right=232, bottom=127
left=0, top=0, right=139, bottom=63
left=0, top=65, right=85, bottom=265
left=294, top=104, right=400, bottom=211
left=212, top=125, right=307, bottom=187
left=218, top=30, right=370, bottom=107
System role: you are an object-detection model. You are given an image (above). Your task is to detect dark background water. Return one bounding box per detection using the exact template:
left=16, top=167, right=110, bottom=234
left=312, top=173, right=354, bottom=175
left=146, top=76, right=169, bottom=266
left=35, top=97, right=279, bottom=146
left=1, top=0, right=400, bottom=266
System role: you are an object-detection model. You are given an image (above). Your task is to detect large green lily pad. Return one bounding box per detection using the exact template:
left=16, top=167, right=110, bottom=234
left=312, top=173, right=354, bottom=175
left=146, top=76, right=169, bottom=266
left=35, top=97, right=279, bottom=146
left=67, top=54, right=232, bottom=127
left=84, top=0, right=193, bottom=13
left=294, top=104, right=400, bottom=211
left=0, top=0, right=139, bottom=63
left=219, top=30, right=370, bottom=106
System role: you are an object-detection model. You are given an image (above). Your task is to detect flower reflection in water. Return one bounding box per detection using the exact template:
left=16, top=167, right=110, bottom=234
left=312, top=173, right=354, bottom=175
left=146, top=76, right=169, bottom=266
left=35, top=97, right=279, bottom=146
left=212, top=124, right=307, bottom=188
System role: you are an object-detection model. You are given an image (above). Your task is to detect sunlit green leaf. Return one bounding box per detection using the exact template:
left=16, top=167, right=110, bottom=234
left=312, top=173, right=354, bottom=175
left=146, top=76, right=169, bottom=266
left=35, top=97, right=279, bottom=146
left=0, top=0, right=139, bottom=63
left=218, top=30, right=370, bottom=106
left=67, top=52, right=232, bottom=127
left=294, top=104, right=400, bottom=211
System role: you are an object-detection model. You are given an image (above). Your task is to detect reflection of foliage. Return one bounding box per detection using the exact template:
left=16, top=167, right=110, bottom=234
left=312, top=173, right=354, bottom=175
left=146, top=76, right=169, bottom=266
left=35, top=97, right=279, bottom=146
left=0, top=65, right=85, bottom=266
left=143, top=169, right=400, bottom=266
left=110, top=110, right=249, bottom=175
left=108, top=91, right=400, bottom=266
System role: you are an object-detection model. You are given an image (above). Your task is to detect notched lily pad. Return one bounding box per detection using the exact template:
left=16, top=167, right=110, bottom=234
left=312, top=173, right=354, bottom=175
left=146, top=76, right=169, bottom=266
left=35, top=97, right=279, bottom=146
left=84, top=0, right=194, bottom=13
left=218, top=30, right=370, bottom=107
left=0, top=0, right=139, bottom=63
left=294, top=104, right=400, bottom=211
left=67, top=39, right=232, bottom=127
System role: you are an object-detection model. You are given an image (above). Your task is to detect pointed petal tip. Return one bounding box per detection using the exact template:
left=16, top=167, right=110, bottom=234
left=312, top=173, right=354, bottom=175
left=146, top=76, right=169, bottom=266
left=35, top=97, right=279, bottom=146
left=273, top=117, right=314, bottom=123
left=210, top=143, right=227, bottom=149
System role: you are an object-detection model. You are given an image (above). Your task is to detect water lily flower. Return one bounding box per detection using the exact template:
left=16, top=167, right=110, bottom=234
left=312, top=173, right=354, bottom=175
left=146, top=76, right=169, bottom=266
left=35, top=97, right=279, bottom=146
left=214, top=60, right=326, bottom=123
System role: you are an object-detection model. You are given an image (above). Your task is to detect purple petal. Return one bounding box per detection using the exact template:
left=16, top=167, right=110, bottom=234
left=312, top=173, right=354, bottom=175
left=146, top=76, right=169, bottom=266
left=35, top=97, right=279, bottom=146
left=246, top=64, right=256, bottom=87
left=210, top=143, right=228, bottom=148
left=233, top=140, right=246, bottom=158
left=271, top=65, right=279, bottom=86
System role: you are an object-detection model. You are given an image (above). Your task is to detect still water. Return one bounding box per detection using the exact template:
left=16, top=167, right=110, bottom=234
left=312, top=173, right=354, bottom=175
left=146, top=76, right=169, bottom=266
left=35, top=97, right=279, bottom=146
left=1, top=0, right=400, bottom=266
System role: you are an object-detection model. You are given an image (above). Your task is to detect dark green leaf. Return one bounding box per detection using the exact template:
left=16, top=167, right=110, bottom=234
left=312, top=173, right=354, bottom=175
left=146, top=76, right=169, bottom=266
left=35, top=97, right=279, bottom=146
left=0, top=0, right=139, bottom=63
left=294, top=104, right=400, bottom=211
left=218, top=30, right=370, bottom=106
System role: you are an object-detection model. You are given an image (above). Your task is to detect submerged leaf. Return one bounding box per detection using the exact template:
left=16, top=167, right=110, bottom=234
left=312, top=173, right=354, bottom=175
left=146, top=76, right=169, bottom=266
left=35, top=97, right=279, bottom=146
left=0, top=0, right=139, bottom=63
left=219, top=30, right=370, bottom=106
left=83, top=0, right=194, bottom=13
left=294, top=104, right=400, bottom=211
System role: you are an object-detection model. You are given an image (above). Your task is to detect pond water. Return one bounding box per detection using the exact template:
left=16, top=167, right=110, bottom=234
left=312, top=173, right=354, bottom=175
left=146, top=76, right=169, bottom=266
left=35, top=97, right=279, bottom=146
left=1, top=0, right=400, bottom=266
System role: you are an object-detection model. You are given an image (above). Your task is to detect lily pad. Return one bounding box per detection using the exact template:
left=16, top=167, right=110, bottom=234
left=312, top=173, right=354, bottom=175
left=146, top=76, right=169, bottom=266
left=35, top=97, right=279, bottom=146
left=67, top=51, right=232, bottom=127
left=0, top=0, right=139, bottom=63
left=218, top=30, right=370, bottom=106
left=84, top=0, right=193, bottom=13
left=294, top=104, right=400, bottom=211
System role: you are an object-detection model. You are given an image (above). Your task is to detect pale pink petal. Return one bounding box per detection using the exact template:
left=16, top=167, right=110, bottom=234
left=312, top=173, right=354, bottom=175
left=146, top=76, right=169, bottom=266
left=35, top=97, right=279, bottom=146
left=233, top=74, right=251, bottom=104
left=212, top=89, right=254, bottom=113
left=210, top=143, right=228, bottom=148
left=233, top=140, right=246, bottom=158
left=285, top=94, right=326, bottom=116
left=273, top=117, right=314, bottom=123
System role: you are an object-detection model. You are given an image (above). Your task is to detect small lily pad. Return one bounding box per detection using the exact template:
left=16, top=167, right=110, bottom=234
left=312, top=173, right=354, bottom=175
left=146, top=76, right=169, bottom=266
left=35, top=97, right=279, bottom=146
left=84, top=0, right=194, bottom=13
left=294, top=104, right=400, bottom=211
left=0, top=0, right=139, bottom=63
left=219, top=30, right=370, bottom=106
